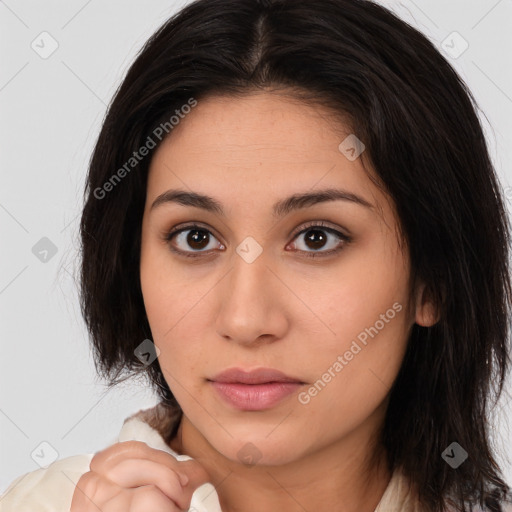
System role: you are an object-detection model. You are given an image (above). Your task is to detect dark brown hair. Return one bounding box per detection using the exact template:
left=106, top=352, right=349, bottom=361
left=79, top=1, right=512, bottom=510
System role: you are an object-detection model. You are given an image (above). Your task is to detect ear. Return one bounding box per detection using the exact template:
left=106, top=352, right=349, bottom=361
left=414, top=281, right=439, bottom=327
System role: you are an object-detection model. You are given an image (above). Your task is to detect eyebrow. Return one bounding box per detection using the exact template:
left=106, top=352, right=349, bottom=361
left=150, top=187, right=374, bottom=219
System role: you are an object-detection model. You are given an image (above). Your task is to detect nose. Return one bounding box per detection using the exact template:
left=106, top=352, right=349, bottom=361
left=215, top=248, right=289, bottom=347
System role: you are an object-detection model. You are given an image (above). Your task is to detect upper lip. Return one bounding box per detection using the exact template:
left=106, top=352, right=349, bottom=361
left=209, top=367, right=304, bottom=384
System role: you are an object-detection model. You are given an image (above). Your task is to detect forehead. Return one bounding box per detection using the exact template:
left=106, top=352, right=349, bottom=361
left=146, top=91, right=389, bottom=221
left=156, top=92, right=349, bottom=159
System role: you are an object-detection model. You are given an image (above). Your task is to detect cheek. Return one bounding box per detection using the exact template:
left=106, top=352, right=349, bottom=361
left=140, top=242, right=197, bottom=336
left=300, top=252, right=411, bottom=387
left=310, top=298, right=409, bottom=384
left=140, top=260, right=211, bottom=379
left=316, top=259, right=408, bottom=343
left=297, top=300, right=409, bottom=435
left=142, top=281, right=206, bottom=356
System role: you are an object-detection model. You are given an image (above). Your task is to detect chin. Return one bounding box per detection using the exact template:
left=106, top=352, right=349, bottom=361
left=213, top=434, right=301, bottom=468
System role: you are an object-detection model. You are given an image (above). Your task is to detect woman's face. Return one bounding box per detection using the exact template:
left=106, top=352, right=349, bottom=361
left=140, top=91, right=433, bottom=466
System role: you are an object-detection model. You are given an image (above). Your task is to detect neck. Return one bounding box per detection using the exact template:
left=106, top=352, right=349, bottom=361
left=169, top=408, right=391, bottom=512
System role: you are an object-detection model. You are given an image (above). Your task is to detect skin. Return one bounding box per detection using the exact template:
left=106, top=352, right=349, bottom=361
left=138, top=90, right=437, bottom=512
left=71, top=441, right=209, bottom=510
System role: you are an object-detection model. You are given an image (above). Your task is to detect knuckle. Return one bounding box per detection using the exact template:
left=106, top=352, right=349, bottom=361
left=162, top=471, right=190, bottom=509
left=116, top=440, right=151, bottom=452
left=136, top=467, right=188, bottom=510
left=181, top=459, right=210, bottom=483
left=130, top=484, right=175, bottom=509
left=90, top=440, right=150, bottom=471
left=71, top=471, right=100, bottom=509
left=76, top=471, right=99, bottom=494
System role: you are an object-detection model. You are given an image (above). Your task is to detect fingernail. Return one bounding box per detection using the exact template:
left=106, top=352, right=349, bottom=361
left=179, top=473, right=189, bottom=486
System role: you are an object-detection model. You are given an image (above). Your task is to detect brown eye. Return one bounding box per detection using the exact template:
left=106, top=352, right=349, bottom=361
left=165, top=224, right=224, bottom=257
left=303, top=229, right=329, bottom=250
left=289, top=222, right=350, bottom=258
left=185, top=228, right=210, bottom=250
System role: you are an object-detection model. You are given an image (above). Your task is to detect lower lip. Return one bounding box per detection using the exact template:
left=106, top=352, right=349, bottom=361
left=210, top=381, right=303, bottom=411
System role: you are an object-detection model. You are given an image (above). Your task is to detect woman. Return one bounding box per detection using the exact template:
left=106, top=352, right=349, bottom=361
left=2, top=0, right=511, bottom=510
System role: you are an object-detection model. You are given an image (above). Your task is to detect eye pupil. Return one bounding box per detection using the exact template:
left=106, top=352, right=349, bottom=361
left=305, top=229, right=327, bottom=249
left=188, top=229, right=209, bottom=249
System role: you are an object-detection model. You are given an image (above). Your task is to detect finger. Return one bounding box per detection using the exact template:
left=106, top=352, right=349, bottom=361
left=174, top=459, right=212, bottom=510
left=101, top=485, right=181, bottom=512
left=99, top=458, right=189, bottom=510
left=91, top=441, right=189, bottom=483
left=71, top=471, right=120, bottom=511
left=72, top=470, right=186, bottom=512
left=177, top=459, right=211, bottom=491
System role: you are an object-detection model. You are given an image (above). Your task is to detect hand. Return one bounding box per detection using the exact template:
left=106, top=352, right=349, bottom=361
left=70, top=440, right=210, bottom=511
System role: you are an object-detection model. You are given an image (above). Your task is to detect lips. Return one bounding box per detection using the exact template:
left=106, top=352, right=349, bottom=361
left=209, top=367, right=304, bottom=385
left=208, top=367, right=305, bottom=411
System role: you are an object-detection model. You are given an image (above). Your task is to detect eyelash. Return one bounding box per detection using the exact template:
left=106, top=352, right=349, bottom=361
left=163, top=221, right=351, bottom=259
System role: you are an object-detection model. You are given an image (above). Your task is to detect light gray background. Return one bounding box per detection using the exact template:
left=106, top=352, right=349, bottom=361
left=1, top=0, right=511, bottom=495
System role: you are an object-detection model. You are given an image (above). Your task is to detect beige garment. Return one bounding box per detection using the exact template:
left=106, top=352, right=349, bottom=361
left=1, top=402, right=506, bottom=512
left=374, top=468, right=422, bottom=512
left=0, top=402, right=220, bottom=512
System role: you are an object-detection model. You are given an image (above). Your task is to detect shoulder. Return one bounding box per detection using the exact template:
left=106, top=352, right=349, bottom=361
left=467, top=501, right=512, bottom=512
left=475, top=487, right=512, bottom=512
left=0, top=453, right=93, bottom=511
left=447, top=490, right=512, bottom=512
left=0, top=401, right=180, bottom=512
left=0, top=402, right=222, bottom=512
left=498, top=494, right=512, bottom=512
